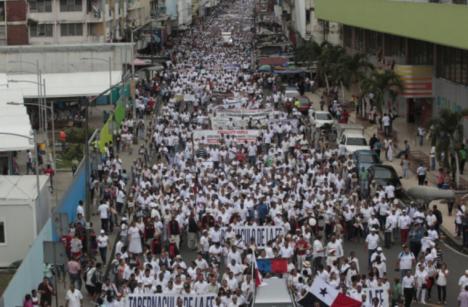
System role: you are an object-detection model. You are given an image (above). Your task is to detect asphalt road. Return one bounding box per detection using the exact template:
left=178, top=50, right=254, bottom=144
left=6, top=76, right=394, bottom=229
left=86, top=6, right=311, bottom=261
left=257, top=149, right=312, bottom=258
left=342, top=239, right=466, bottom=306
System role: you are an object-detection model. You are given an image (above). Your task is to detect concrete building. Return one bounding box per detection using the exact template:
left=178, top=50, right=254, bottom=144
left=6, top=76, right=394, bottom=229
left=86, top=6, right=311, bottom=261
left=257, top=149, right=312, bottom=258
left=0, top=175, right=50, bottom=267
left=27, top=0, right=130, bottom=44
left=315, top=0, right=468, bottom=132
left=0, top=0, right=29, bottom=45
left=276, top=0, right=340, bottom=46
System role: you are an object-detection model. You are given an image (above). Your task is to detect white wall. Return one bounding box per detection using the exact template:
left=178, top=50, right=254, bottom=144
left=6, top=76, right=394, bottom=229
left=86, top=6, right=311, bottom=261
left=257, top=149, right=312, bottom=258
left=294, top=0, right=306, bottom=39
left=0, top=43, right=133, bottom=73
left=0, top=204, right=34, bottom=267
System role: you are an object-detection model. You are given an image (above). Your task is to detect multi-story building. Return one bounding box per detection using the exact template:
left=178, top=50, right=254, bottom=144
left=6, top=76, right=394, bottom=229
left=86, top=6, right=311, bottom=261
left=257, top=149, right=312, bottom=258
left=27, top=0, right=129, bottom=44
left=276, top=0, right=340, bottom=46
left=0, top=0, right=29, bottom=45
left=314, top=0, right=468, bottom=129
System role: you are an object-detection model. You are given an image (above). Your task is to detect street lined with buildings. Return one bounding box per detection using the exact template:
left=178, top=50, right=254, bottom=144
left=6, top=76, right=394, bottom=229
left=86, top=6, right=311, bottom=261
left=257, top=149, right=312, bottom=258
left=1, top=0, right=468, bottom=306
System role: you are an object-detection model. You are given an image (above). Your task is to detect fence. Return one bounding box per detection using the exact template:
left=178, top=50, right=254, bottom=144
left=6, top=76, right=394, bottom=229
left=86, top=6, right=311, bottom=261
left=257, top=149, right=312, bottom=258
left=0, top=81, right=131, bottom=307
left=98, top=82, right=131, bottom=152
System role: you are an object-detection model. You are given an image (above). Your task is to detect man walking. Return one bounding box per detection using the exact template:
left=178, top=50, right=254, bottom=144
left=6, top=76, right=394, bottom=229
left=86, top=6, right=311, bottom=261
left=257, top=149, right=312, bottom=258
left=97, top=230, right=109, bottom=263
left=416, top=163, right=427, bottom=185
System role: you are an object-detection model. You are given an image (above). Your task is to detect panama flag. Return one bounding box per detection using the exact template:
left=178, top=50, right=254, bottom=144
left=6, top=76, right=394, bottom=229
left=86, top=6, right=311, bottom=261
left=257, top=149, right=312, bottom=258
left=252, top=255, right=263, bottom=287
left=309, top=278, right=361, bottom=307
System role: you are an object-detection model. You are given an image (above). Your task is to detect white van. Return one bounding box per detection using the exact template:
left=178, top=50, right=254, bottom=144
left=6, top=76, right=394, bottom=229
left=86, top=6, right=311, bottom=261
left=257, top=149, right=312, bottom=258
left=254, top=278, right=296, bottom=307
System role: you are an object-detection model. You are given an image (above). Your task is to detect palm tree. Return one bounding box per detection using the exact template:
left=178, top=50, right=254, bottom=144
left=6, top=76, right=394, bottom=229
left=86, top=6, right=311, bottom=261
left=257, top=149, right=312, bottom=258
left=430, top=108, right=468, bottom=187
left=294, top=40, right=322, bottom=72
left=316, top=42, right=346, bottom=93
left=360, top=69, right=403, bottom=113
left=332, top=52, right=373, bottom=102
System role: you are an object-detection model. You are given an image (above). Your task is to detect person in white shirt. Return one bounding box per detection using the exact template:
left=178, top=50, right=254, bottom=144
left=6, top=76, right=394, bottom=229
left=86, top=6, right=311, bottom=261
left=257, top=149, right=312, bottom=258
left=97, top=230, right=109, bottom=263
left=65, top=283, right=83, bottom=307
left=402, top=270, right=415, bottom=307
left=415, top=264, right=428, bottom=304
left=365, top=228, right=380, bottom=267
left=98, top=201, right=110, bottom=232
left=312, top=235, right=325, bottom=273
left=459, top=270, right=468, bottom=291
left=398, top=245, right=415, bottom=279
left=436, top=263, right=449, bottom=304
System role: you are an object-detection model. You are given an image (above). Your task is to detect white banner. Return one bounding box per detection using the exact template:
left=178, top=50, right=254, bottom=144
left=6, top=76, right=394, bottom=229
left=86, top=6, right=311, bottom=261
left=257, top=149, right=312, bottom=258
left=126, top=294, right=216, bottom=307
left=192, top=130, right=261, bottom=145
left=364, top=287, right=389, bottom=307
left=221, top=226, right=284, bottom=247
left=210, top=109, right=288, bottom=129
left=214, top=108, right=274, bottom=118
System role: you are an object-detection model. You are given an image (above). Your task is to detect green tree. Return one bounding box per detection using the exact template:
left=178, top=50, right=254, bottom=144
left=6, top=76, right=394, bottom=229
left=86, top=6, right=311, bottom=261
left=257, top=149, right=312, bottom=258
left=430, top=108, right=468, bottom=187
left=294, top=40, right=322, bottom=71
left=360, top=69, right=403, bottom=113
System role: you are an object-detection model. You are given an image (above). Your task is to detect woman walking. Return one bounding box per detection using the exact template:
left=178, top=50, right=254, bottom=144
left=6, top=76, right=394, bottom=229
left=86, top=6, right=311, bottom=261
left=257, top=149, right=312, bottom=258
left=435, top=263, right=449, bottom=304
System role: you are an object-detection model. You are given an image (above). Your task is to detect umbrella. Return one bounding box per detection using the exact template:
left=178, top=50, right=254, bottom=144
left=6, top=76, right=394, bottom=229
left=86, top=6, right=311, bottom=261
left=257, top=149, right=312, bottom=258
left=258, top=64, right=272, bottom=72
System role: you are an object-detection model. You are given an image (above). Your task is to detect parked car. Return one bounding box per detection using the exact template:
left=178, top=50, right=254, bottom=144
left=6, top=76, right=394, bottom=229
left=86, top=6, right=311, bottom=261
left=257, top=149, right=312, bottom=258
left=368, top=164, right=402, bottom=192
left=284, top=95, right=311, bottom=113
left=352, top=149, right=380, bottom=172
left=309, top=110, right=335, bottom=128
left=284, top=86, right=300, bottom=99
left=338, top=130, right=369, bottom=154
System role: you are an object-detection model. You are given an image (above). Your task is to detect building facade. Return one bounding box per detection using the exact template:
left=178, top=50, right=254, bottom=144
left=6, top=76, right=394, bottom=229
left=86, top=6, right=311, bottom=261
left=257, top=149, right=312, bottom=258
left=315, top=0, right=468, bottom=130
left=275, top=0, right=339, bottom=46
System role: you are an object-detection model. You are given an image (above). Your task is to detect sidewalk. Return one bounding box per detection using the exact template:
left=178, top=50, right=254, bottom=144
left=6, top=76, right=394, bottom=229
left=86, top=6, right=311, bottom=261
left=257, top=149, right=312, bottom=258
left=52, top=105, right=156, bottom=306
left=304, top=90, right=464, bottom=248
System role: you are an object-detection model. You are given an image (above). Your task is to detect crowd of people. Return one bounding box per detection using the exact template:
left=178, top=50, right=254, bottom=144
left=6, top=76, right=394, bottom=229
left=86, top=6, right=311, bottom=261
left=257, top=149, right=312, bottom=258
left=20, top=0, right=468, bottom=306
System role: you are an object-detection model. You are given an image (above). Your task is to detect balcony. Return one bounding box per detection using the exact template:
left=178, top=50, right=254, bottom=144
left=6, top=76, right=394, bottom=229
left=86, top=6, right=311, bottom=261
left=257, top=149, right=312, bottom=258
left=315, top=0, right=468, bottom=50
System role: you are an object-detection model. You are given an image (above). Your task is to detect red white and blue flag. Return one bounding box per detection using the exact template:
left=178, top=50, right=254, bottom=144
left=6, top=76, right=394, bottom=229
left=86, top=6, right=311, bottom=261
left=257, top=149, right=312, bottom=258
left=298, top=278, right=361, bottom=307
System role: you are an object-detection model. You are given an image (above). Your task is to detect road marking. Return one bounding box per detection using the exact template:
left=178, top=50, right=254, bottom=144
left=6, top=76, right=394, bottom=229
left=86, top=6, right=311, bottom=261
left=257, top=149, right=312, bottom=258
left=442, top=240, right=468, bottom=258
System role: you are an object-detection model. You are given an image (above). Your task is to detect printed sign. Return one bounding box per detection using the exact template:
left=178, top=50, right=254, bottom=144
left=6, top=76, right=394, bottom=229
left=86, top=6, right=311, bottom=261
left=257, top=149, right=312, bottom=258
left=192, top=130, right=261, bottom=145
left=364, top=287, right=389, bottom=307
left=126, top=294, right=216, bottom=307
left=222, top=226, right=284, bottom=247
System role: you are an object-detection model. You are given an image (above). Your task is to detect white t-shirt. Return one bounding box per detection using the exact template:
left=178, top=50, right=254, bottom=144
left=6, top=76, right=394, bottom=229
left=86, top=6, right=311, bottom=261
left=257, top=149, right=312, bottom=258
left=66, top=289, right=83, bottom=307
left=399, top=252, right=415, bottom=270
left=365, top=233, right=380, bottom=250
left=98, top=203, right=109, bottom=219
left=97, top=235, right=109, bottom=248
left=459, top=275, right=468, bottom=289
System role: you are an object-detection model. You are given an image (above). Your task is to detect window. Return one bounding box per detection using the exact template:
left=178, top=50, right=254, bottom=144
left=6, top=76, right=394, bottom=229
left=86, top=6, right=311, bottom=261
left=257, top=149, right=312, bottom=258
left=0, top=2, right=5, bottom=21
left=436, top=45, right=468, bottom=86
left=384, top=34, right=405, bottom=58
left=87, top=23, right=98, bottom=36
left=0, top=221, right=5, bottom=244
left=30, top=24, right=53, bottom=37
left=60, top=23, right=83, bottom=36
left=60, top=0, right=82, bottom=11
left=343, top=25, right=353, bottom=49
left=407, top=39, right=433, bottom=65
left=305, top=9, right=310, bottom=24
left=29, top=0, right=52, bottom=12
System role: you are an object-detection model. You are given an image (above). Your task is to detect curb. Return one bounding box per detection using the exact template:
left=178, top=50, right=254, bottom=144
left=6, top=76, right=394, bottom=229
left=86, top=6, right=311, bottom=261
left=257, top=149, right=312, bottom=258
left=440, top=225, right=468, bottom=254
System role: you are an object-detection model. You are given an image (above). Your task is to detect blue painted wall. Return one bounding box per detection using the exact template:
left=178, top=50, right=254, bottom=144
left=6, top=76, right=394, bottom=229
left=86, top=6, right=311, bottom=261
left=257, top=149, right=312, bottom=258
left=2, top=163, right=87, bottom=306
left=1, top=220, right=52, bottom=307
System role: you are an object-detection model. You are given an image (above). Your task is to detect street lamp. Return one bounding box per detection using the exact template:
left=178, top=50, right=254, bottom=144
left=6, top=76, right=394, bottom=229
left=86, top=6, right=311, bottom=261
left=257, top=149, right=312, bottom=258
left=80, top=57, right=113, bottom=104
left=7, top=99, right=56, bottom=170
left=8, top=79, right=50, bottom=157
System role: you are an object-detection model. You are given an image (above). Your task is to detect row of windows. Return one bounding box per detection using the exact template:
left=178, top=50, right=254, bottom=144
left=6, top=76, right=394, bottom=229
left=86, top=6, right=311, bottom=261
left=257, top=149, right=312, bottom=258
left=29, top=0, right=82, bottom=13
left=343, top=25, right=468, bottom=86
left=436, top=46, right=468, bottom=86
left=29, top=23, right=99, bottom=37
